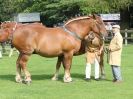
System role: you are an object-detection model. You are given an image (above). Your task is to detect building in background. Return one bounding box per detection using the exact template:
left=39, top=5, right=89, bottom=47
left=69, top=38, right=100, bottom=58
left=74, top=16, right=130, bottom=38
left=100, top=13, right=120, bottom=26
left=14, top=13, right=40, bottom=23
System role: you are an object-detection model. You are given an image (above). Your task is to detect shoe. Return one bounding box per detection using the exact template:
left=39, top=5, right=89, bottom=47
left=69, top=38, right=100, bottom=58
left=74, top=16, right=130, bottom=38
left=95, top=78, right=100, bottom=81
left=85, top=78, right=91, bottom=81
left=112, top=79, right=117, bottom=82
left=113, top=80, right=122, bottom=84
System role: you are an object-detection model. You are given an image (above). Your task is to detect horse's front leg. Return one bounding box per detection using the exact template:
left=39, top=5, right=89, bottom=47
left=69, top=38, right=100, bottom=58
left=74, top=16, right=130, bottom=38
left=52, top=56, right=63, bottom=81
left=63, top=52, right=73, bottom=83
left=15, top=54, right=22, bottom=83
left=100, top=52, right=105, bottom=79
left=17, top=53, right=31, bottom=84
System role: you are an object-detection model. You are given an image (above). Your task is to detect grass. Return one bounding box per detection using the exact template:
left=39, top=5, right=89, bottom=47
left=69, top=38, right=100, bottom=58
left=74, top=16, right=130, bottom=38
left=0, top=44, right=133, bottom=99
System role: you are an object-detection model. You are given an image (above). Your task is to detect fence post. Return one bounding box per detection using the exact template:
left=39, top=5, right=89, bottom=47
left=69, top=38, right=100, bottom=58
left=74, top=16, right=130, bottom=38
left=125, top=29, right=128, bottom=46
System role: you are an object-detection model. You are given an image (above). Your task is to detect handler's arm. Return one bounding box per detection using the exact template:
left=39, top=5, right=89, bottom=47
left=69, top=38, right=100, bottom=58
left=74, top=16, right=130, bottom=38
left=109, top=36, right=123, bottom=52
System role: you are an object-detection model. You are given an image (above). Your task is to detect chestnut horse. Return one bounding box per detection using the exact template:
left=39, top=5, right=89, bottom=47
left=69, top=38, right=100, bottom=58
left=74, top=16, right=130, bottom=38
left=0, top=15, right=107, bottom=84
left=52, top=33, right=106, bottom=81
left=51, top=16, right=107, bottom=81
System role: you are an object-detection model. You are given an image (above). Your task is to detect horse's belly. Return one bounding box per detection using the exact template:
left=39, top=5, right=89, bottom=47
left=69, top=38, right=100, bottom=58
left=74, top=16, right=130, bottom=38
left=35, top=36, right=76, bottom=57
left=37, top=51, right=63, bottom=57
left=36, top=46, right=63, bottom=57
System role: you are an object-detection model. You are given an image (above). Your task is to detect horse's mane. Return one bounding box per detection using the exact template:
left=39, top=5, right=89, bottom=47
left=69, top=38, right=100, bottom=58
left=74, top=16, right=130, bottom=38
left=1, top=21, right=44, bottom=26
left=64, top=16, right=91, bottom=26
left=2, top=21, right=17, bottom=23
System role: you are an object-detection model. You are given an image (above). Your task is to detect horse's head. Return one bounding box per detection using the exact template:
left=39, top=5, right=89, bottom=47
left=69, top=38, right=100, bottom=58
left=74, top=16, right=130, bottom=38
left=89, top=14, right=108, bottom=37
left=0, top=29, right=10, bottom=42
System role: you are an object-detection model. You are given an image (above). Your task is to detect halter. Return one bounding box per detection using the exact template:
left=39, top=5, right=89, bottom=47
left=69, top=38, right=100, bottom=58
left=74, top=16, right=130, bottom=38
left=12, top=22, right=17, bottom=31
left=93, top=20, right=105, bottom=40
left=7, top=22, right=17, bottom=42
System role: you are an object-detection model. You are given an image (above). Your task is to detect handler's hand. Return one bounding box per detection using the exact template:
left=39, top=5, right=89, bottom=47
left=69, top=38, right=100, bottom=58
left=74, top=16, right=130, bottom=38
left=105, top=47, right=110, bottom=53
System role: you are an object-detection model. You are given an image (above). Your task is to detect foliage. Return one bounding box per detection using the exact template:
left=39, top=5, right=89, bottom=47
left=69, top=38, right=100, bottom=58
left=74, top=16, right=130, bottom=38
left=0, top=0, right=133, bottom=26
left=0, top=0, right=15, bottom=21
left=22, top=0, right=82, bottom=26
left=109, top=0, right=133, bottom=12
left=80, top=0, right=110, bottom=14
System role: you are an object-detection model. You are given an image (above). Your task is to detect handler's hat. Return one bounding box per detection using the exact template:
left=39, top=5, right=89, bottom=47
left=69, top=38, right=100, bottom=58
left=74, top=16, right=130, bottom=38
left=112, top=25, right=120, bottom=29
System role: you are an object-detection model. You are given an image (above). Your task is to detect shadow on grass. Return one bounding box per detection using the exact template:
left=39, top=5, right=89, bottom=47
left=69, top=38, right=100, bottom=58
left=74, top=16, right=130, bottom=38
left=0, top=74, right=15, bottom=82
left=72, top=73, right=84, bottom=80
left=32, top=74, right=52, bottom=80
left=0, top=74, right=62, bottom=82
left=0, top=73, right=112, bottom=82
left=72, top=73, right=112, bottom=82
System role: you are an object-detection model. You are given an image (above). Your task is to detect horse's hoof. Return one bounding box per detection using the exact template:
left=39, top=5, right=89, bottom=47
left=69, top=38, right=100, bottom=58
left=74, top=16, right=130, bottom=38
left=23, top=80, right=32, bottom=85
left=51, top=76, right=58, bottom=81
left=100, top=75, right=105, bottom=80
left=63, top=77, right=72, bottom=83
left=15, top=78, right=23, bottom=83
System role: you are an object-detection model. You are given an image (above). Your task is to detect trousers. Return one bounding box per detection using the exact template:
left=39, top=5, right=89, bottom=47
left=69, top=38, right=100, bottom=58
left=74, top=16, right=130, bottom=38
left=85, top=58, right=99, bottom=79
left=111, top=65, right=122, bottom=81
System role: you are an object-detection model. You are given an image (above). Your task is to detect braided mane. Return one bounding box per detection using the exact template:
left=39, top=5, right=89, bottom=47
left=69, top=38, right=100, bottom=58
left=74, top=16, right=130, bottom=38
left=64, top=16, right=90, bottom=26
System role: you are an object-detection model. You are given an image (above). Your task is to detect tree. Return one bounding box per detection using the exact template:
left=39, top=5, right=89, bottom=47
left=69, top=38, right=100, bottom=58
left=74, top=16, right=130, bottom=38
left=0, top=0, right=133, bottom=26
left=0, top=0, right=15, bottom=21
left=108, top=0, right=133, bottom=12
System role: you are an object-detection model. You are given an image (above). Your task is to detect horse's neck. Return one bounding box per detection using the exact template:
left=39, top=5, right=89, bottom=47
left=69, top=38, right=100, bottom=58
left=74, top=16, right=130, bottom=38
left=66, top=21, right=90, bottom=39
left=8, top=23, right=22, bottom=29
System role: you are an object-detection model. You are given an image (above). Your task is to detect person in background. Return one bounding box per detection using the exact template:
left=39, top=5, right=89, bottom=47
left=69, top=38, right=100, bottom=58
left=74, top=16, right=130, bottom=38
left=0, top=50, right=2, bottom=58
left=108, top=25, right=123, bottom=83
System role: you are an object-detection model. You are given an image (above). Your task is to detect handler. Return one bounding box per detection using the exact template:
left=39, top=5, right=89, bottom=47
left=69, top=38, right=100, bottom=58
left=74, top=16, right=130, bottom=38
left=108, top=25, right=123, bottom=83
left=85, top=32, right=104, bottom=81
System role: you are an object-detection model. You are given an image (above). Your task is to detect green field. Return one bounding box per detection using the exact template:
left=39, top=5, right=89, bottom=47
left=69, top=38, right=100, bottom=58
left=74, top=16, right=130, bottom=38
left=0, top=45, right=133, bottom=99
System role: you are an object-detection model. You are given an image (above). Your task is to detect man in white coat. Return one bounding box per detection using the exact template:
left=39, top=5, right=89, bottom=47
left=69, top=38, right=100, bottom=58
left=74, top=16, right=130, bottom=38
left=108, top=25, right=123, bottom=83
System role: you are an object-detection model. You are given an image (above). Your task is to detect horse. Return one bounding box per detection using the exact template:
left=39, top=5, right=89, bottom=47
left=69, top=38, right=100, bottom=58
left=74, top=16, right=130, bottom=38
left=0, top=14, right=107, bottom=84
left=52, top=31, right=106, bottom=81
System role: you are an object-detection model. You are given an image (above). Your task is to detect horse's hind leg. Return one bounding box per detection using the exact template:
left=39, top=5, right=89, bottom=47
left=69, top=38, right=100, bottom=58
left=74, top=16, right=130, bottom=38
left=15, top=54, right=22, bottom=83
left=1, top=42, right=6, bottom=53
left=17, top=53, right=31, bottom=84
left=63, top=52, right=73, bottom=83
left=52, top=56, right=63, bottom=81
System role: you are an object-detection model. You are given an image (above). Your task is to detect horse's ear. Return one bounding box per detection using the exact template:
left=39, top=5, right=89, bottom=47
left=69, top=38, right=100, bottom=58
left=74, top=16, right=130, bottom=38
left=89, top=14, right=97, bottom=19
left=92, top=14, right=97, bottom=19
